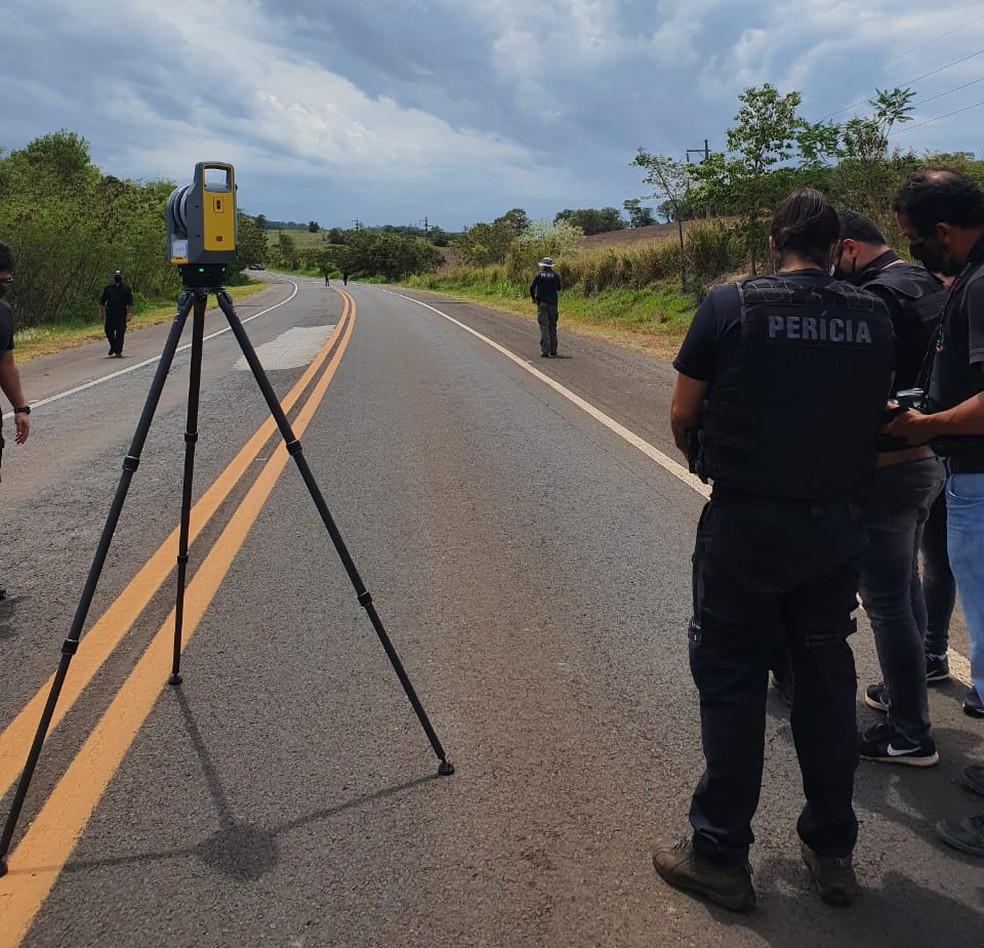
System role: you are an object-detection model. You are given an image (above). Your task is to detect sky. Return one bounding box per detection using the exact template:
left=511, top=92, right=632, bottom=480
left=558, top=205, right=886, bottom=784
left=5, top=0, right=984, bottom=232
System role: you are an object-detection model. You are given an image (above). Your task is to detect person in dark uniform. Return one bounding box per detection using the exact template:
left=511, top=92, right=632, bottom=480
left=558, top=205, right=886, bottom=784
left=833, top=210, right=946, bottom=766
left=888, top=168, right=984, bottom=857
left=0, top=241, right=32, bottom=601
left=530, top=257, right=561, bottom=358
left=97, top=270, right=133, bottom=357
left=653, top=189, right=895, bottom=911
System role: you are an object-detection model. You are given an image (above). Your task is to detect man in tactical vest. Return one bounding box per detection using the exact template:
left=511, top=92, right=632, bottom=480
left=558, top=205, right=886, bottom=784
left=530, top=257, right=561, bottom=358
left=833, top=210, right=946, bottom=767
left=97, top=270, right=133, bottom=358
left=888, top=168, right=984, bottom=858
left=654, top=189, right=895, bottom=910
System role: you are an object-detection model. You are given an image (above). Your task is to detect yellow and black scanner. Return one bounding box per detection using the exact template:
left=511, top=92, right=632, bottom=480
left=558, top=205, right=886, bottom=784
left=166, top=162, right=238, bottom=267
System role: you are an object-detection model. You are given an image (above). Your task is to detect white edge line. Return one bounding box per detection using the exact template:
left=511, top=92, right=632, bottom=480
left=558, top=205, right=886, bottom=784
left=2, top=279, right=301, bottom=420
left=386, top=289, right=976, bottom=690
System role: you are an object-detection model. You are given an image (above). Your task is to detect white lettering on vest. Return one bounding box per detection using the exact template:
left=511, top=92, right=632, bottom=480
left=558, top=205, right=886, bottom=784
left=765, top=315, right=872, bottom=344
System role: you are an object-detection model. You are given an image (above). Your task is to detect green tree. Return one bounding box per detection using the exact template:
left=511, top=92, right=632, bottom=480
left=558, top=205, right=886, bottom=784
left=554, top=207, right=626, bottom=235
left=623, top=199, right=656, bottom=228
left=237, top=213, right=269, bottom=269
left=632, top=151, right=694, bottom=287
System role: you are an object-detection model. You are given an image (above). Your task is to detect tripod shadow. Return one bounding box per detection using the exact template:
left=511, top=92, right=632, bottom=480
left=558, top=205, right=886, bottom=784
left=64, top=687, right=440, bottom=882
left=0, top=594, right=17, bottom=640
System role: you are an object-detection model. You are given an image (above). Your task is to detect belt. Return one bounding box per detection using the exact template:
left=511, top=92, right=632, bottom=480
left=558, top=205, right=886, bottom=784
left=877, top=445, right=935, bottom=467
left=949, top=458, right=984, bottom=474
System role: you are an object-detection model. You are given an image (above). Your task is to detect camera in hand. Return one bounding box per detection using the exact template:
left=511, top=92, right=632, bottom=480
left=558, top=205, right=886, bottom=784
left=892, top=387, right=926, bottom=412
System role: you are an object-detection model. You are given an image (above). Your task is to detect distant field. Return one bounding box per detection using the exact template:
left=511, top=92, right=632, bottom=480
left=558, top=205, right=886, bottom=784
left=266, top=229, right=332, bottom=250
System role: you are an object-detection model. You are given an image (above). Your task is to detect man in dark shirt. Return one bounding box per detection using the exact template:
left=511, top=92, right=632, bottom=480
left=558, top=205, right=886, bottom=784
left=0, top=241, right=32, bottom=601
left=530, top=257, right=561, bottom=358
left=654, top=189, right=894, bottom=910
left=834, top=210, right=946, bottom=766
left=97, top=270, right=133, bottom=358
left=888, top=168, right=984, bottom=856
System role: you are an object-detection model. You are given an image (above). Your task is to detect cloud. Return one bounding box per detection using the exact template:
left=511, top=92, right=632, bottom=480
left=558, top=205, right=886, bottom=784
left=4, top=0, right=984, bottom=229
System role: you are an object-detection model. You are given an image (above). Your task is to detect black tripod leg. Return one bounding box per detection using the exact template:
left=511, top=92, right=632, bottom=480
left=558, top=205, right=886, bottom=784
left=169, top=291, right=208, bottom=685
left=213, top=289, right=453, bottom=777
left=0, top=292, right=197, bottom=876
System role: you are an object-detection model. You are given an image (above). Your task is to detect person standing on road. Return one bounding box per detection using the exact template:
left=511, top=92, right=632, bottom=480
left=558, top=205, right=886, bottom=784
left=887, top=168, right=984, bottom=729
left=323, top=263, right=331, bottom=286
left=0, top=241, right=32, bottom=601
left=833, top=210, right=947, bottom=767
left=530, top=257, right=561, bottom=358
left=97, top=269, right=133, bottom=358
left=656, top=189, right=895, bottom=911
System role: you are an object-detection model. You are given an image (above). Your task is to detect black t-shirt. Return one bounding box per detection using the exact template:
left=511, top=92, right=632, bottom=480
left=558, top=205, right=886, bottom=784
left=530, top=270, right=561, bottom=305
left=0, top=299, right=13, bottom=353
left=853, top=254, right=943, bottom=390
left=674, top=269, right=855, bottom=380
left=99, top=282, right=133, bottom=319
left=927, top=236, right=984, bottom=466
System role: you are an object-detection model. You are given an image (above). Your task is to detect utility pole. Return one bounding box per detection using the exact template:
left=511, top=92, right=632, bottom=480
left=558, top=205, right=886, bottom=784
left=351, top=219, right=363, bottom=231
left=686, top=139, right=710, bottom=164
left=685, top=139, right=712, bottom=219
left=419, top=216, right=430, bottom=237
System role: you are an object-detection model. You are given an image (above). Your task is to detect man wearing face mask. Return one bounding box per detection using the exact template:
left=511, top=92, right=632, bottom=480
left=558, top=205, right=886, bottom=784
left=834, top=210, right=947, bottom=767
left=888, top=169, right=984, bottom=730
left=0, top=241, right=32, bottom=602
left=97, top=269, right=133, bottom=358
left=655, top=190, right=894, bottom=910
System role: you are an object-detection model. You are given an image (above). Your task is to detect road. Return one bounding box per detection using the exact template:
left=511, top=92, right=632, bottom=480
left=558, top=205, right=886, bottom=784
left=0, top=276, right=981, bottom=947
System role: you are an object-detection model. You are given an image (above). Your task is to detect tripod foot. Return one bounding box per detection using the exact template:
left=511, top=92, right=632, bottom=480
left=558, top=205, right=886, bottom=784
left=168, top=673, right=183, bottom=686
left=437, top=760, right=455, bottom=777
left=0, top=857, right=7, bottom=877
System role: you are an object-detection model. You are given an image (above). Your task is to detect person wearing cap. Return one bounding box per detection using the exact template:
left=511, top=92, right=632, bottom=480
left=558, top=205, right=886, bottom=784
left=530, top=257, right=561, bottom=358
left=97, top=269, right=133, bottom=358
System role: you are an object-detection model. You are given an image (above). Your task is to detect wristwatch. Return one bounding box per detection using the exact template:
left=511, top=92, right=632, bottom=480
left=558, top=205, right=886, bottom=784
left=13, top=406, right=30, bottom=415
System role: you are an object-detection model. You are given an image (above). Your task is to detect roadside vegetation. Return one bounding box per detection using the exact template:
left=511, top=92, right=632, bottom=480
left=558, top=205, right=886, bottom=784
left=4, top=81, right=984, bottom=363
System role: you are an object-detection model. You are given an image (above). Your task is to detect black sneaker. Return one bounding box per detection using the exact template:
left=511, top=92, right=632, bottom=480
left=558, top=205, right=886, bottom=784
left=963, top=688, right=984, bottom=719
left=859, top=722, right=939, bottom=767
left=936, top=814, right=984, bottom=857
left=863, top=683, right=889, bottom=713
left=652, top=836, right=755, bottom=912
left=799, top=840, right=858, bottom=906
left=926, top=654, right=950, bottom=683
left=961, top=764, right=984, bottom=797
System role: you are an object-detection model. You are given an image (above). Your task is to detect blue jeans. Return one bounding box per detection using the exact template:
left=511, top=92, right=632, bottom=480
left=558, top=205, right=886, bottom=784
left=860, top=457, right=945, bottom=743
left=945, top=473, right=984, bottom=703
left=921, top=491, right=956, bottom=657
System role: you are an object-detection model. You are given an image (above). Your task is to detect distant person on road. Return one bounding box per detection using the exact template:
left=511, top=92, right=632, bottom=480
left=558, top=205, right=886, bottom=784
left=97, top=270, right=133, bottom=358
left=530, top=257, right=561, bottom=358
left=656, top=189, right=894, bottom=911
left=833, top=210, right=946, bottom=767
left=323, top=264, right=331, bottom=286
left=0, top=241, right=32, bottom=601
left=343, top=270, right=349, bottom=286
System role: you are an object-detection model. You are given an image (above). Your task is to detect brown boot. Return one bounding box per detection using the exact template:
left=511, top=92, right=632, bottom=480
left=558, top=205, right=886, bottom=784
left=652, top=836, right=755, bottom=912
left=800, top=840, right=857, bottom=906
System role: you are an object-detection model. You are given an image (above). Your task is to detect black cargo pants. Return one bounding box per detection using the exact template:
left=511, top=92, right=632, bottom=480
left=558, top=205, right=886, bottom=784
left=687, top=494, right=865, bottom=866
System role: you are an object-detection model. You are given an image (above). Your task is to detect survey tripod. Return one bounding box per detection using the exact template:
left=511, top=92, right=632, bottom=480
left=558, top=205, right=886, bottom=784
left=0, top=268, right=454, bottom=876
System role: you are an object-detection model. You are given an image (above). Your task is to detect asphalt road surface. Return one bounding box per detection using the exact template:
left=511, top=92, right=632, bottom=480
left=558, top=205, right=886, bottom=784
left=0, top=276, right=981, bottom=947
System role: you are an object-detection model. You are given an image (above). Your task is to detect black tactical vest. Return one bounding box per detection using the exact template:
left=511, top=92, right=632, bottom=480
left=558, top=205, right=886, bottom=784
left=698, top=276, right=895, bottom=500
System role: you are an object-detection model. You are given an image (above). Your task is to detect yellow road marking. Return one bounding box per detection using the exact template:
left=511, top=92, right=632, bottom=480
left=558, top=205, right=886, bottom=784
left=0, top=293, right=351, bottom=799
left=0, top=292, right=356, bottom=946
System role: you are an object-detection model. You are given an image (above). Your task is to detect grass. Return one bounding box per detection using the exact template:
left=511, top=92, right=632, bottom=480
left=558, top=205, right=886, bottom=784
left=402, top=275, right=695, bottom=361
left=13, top=280, right=271, bottom=363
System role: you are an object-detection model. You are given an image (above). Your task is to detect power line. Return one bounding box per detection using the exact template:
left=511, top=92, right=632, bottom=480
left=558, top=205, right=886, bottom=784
left=816, top=42, right=984, bottom=123
left=890, top=97, right=984, bottom=135
left=914, top=75, right=984, bottom=107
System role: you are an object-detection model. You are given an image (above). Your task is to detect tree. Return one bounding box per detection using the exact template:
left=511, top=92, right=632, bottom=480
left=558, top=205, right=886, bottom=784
left=632, top=151, right=694, bottom=288
left=690, top=83, right=807, bottom=273
left=554, top=207, right=626, bottom=235
left=308, top=220, right=320, bottom=233
left=237, top=213, right=269, bottom=269
left=623, top=199, right=655, bottom=228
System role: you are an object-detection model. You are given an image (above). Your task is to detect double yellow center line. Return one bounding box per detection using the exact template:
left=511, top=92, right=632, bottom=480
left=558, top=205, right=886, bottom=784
left=0, top=289, right=356, bottom=945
